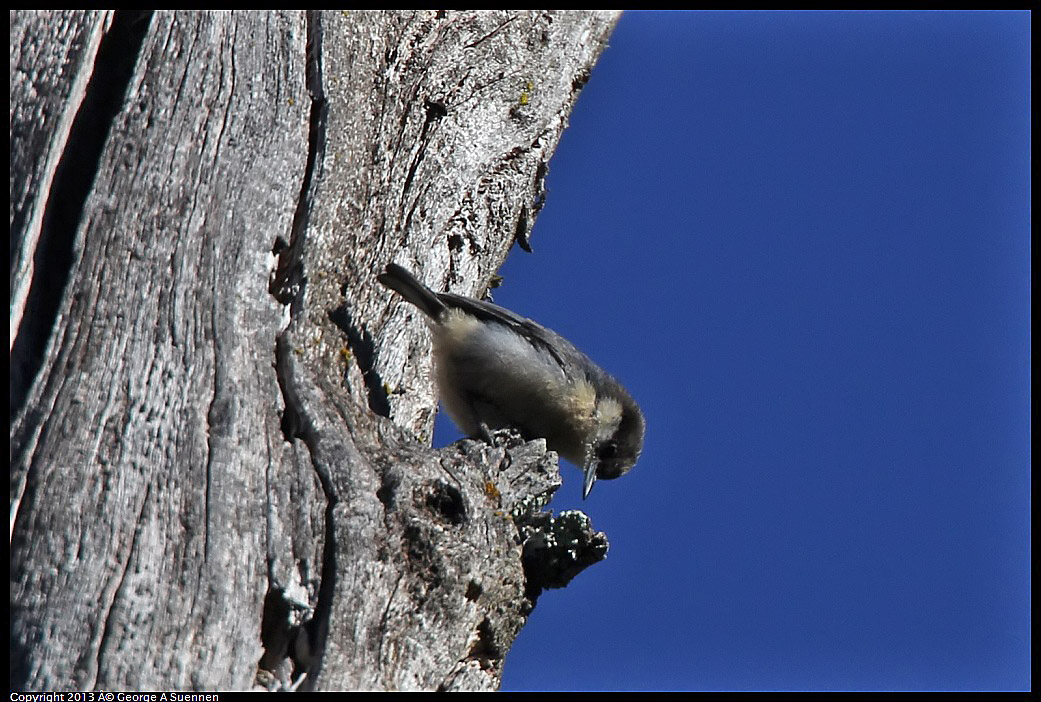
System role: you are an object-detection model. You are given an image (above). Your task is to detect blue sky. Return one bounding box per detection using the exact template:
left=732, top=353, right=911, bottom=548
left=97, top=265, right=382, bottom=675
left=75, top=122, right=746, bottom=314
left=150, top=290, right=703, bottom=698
left=436, top=11, right=1030, bottom=692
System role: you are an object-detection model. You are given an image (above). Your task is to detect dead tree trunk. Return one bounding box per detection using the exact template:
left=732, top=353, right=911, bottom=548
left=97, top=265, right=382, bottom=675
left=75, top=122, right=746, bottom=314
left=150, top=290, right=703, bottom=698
left=10, top=10, right=619, bottom=692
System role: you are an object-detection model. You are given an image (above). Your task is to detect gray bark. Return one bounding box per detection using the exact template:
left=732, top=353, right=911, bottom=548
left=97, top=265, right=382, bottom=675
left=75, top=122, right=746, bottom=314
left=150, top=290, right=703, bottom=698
left=9, top=10, right=618, bottom=692
left=9, top=10, right=113, bottom=345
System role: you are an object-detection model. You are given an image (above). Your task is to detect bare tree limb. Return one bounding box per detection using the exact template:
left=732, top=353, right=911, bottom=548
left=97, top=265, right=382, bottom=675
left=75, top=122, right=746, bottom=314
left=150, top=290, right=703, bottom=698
left=10, top=10, right=619, bottom=691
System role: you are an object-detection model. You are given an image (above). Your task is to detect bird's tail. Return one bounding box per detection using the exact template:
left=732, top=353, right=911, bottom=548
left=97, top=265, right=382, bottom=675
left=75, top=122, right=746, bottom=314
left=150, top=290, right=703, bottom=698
left=377, top=263, right=446, bottom=320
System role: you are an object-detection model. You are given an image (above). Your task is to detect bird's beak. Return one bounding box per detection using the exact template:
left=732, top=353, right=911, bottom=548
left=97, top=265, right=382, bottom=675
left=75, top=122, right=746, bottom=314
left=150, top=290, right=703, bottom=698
left=582, top=460, right=597, bottom=499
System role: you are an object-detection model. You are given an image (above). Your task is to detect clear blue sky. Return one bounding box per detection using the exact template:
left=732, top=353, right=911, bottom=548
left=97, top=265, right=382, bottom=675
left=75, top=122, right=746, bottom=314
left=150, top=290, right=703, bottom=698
left=437, top=10, right=1031, bottom=692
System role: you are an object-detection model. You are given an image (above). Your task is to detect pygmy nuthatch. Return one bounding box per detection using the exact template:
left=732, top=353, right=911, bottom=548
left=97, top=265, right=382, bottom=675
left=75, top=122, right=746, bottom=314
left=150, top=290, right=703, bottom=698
left=378, top=263, right=645, bottom=498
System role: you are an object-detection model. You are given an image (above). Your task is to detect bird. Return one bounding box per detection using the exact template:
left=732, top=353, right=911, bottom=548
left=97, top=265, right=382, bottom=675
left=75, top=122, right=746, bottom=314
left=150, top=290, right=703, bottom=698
left=378, top=263, right=644, bottom=498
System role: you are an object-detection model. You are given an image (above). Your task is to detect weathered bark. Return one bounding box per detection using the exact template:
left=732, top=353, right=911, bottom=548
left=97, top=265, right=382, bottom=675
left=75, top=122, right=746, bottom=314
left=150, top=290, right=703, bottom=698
left=9, top=10, right=618, bottom=692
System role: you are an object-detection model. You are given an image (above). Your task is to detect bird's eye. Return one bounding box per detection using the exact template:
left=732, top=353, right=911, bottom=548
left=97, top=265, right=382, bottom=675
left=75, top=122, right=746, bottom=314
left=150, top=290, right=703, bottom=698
left=598, top=440, right=618, bottom=460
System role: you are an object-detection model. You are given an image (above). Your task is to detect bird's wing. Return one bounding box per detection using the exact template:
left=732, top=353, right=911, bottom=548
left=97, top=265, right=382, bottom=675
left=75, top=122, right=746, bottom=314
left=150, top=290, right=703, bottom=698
left=438, top=293, right=576, bottom=374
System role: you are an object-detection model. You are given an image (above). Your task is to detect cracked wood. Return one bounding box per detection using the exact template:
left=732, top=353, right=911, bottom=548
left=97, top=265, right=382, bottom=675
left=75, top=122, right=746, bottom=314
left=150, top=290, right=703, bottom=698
left=10, top=10, right=620, bottom=692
